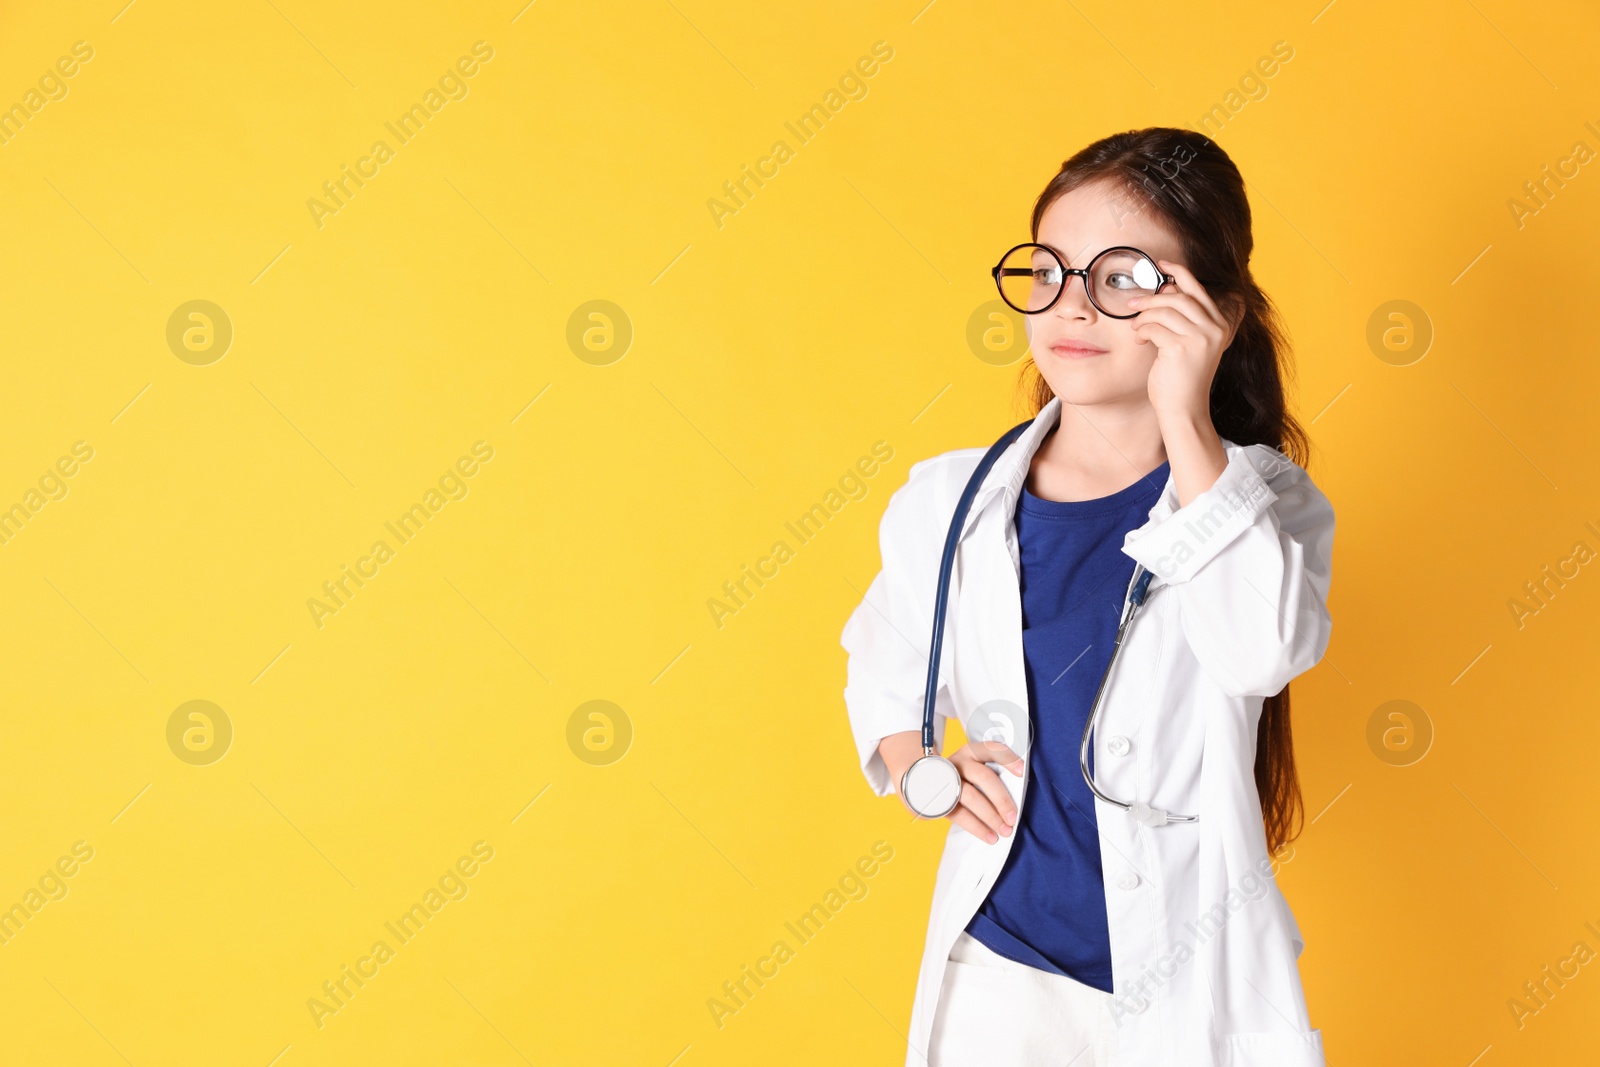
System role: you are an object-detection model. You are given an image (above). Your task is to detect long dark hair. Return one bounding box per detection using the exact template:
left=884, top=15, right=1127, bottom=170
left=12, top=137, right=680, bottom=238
left=1018, top=127, right=1310, bottom=857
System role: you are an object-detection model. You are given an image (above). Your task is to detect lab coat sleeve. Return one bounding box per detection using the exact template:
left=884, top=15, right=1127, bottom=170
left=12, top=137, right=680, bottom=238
left=1120, top=443, right=1334, bottom=699
left=841, top=462, right=957, bottom=798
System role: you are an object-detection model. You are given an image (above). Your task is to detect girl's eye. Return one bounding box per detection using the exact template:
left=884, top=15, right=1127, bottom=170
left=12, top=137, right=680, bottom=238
left=1105, top=272, right=1136, bottom=290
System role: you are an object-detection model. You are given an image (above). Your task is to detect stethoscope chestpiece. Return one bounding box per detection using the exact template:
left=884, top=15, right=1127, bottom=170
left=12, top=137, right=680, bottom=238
left=900, top=750, right=963, bottom=819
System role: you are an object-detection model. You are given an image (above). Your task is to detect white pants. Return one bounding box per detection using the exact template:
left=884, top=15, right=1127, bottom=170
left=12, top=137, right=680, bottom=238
left=928, top=931, right=1119, bottom=1067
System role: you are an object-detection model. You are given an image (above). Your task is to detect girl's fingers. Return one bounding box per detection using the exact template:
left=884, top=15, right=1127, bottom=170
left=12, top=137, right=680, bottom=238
left=949, top=803, right=1000, bottom=844
left=1155, top=259, right=1225, bottom=323
left=967, top=739, right=1025, bottom=773
left=1128, top=291, right=1210, bottom=327
left=952, top=779, right=1012, bottom=841
left=959, top=759, right=1020, bottom=830
left=1129, top=307, right=1203, bottom=342
left=1132, top=320, right=1179, bottom=350
left=1128, top=301, right=1204, bottom=336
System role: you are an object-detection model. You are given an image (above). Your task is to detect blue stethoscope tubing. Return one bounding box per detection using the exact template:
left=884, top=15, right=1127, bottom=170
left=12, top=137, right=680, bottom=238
left=902, top=418, right=1199, bottom=827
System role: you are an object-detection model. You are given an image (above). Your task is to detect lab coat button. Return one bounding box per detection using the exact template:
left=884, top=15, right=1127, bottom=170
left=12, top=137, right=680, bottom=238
left=1115, top=871, right=1141, bottom=890
left=1107, top=735, right=1131, bottom=756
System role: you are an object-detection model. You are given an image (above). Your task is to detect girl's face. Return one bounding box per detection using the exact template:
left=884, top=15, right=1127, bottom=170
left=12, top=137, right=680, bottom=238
left=1026, top=178, right=1188, bottom=410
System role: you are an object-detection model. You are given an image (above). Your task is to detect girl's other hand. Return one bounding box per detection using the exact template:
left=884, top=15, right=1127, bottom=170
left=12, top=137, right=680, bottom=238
left=878, top=731, right=1024, bottom=844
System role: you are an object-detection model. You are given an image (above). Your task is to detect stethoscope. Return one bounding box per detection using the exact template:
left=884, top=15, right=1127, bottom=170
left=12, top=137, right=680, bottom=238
left=898, top=418, right=1200, bottom=828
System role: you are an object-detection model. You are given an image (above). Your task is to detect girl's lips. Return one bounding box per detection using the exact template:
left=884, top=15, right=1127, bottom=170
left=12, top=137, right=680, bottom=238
left=1049, top=342, right=1107, bottom=358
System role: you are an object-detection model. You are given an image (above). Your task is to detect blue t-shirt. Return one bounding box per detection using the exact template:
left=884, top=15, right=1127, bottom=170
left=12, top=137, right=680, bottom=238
left=964, top=459, right=1170, bottom=993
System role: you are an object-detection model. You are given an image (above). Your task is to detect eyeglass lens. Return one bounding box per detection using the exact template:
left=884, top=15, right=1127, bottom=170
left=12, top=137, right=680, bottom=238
left=997, top=246, right=1165, bottom=316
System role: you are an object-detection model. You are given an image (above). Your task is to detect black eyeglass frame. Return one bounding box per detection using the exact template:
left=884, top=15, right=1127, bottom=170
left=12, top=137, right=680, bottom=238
left=990, top=242, right=1224, bottom=320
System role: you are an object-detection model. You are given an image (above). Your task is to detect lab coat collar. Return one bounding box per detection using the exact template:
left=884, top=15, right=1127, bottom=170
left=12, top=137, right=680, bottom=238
left=959, top=395, right=1185, bottom=573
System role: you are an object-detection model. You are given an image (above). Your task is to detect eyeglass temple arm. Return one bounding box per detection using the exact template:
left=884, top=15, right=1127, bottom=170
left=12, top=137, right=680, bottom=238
left=992, top=262, right=1225, bottom=287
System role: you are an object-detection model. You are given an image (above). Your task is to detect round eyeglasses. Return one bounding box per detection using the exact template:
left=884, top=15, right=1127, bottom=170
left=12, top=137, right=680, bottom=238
left=991, top=243, right=1216, bottom=320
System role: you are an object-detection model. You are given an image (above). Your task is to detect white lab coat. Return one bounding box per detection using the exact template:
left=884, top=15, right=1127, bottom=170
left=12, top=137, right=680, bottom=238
left=840, top=395, right=1334, bottom=1066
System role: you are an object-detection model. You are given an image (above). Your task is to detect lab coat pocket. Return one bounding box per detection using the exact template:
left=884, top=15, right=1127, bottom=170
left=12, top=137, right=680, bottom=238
left=930, top=952, right=1022, bottom=1066
left=1219, top=1028, right=1324, bottom=1067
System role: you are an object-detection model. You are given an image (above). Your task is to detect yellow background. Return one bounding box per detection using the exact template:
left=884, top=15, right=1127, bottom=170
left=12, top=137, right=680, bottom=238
left=0, top=0, right=1597, bottom=1063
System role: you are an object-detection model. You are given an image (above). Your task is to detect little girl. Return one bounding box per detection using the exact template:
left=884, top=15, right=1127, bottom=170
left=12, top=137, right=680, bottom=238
left=842, top=127, right=1334, bottom=1067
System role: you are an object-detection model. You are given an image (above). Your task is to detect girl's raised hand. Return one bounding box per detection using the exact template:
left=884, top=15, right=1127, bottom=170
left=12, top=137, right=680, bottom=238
left=1126, top=259, right=1243, bottom=420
